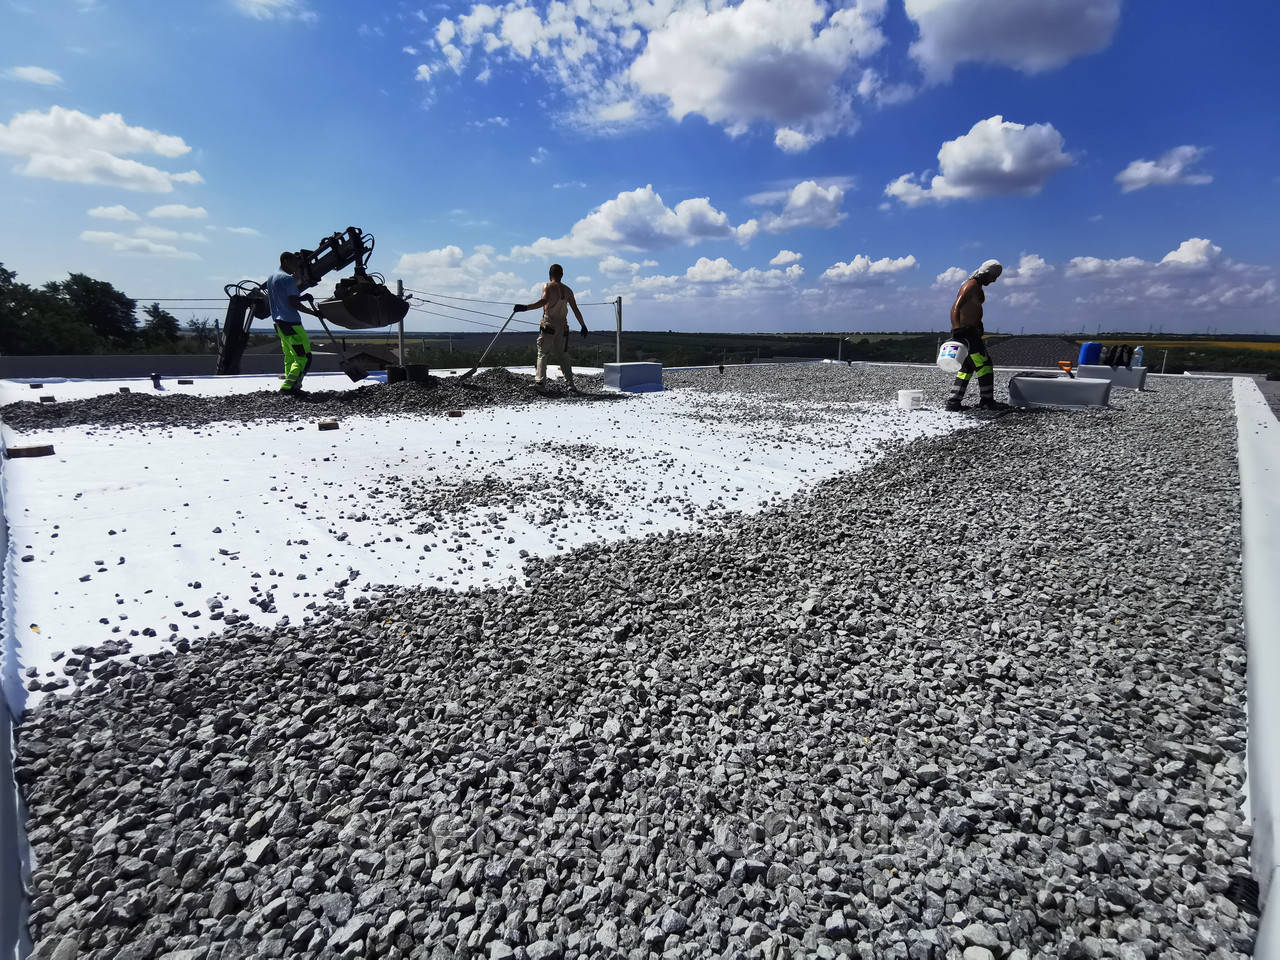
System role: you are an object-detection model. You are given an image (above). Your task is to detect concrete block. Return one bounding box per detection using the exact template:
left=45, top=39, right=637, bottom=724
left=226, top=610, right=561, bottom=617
left=1075, top=364, right=1147, bottom=390
left=604, top=362, right=663, bottom=393
left=1009, top=374, right=1111, bottom=409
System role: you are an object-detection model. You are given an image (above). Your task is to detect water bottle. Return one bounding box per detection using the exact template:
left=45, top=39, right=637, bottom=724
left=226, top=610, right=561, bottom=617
left=1133, top=345, right=1144, bottom=369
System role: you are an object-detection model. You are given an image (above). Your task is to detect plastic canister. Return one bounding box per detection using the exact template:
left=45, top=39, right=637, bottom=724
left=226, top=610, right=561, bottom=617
left=1133, top=345, right=1144, bottom=368
left=937, top=340, right=968, bottom=374
left=1078, top=341, right=1102, bottom=366
left=897, top=389, right=924, bottom=410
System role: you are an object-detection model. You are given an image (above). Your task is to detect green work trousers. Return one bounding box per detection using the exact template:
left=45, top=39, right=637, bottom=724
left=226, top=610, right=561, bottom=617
left=276, top=321, right=312, bottom=391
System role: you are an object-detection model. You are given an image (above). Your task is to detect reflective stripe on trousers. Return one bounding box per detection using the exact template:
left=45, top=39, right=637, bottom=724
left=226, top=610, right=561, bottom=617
left=276, top=322, right=312, bottom=390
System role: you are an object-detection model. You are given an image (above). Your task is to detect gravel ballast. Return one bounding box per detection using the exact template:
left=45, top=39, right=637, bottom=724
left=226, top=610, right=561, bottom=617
left=0, top=368, right=620, bottom=432
left=14, top=365, right=1255, bottom=958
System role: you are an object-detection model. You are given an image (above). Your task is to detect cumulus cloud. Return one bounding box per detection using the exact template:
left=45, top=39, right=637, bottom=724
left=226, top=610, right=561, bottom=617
left=823, top=254, right=917, bottom=284
left=511, top=185, right=757, bottom=259
left=904, top=0, right=1122, bottom=82
left=135, top=225, right=208, bottom=244
left=619, top=256, right=805, bottom=301
left=425, top=0, right=886, bottom=149
left=8, top=66, right=62, bottom=85
left=770, top=250, right=803, bottom=266
left=87, top=204, right=138, bottom=221
left=233, top=0, right=315, bottom=22
left=885, top=115, right=1073, bottom=205
left=148, top=204, right=206, bottom=219
left=855, top=68, right=914, bottom=105
left=630, top=0, right=886, bottom=150
left=393, top=244, right=525, bottom=302
left=598, top=255, right=657, bottom=276
left=1066, top=238, right=1224, bottom=279
left=758, top=180, right=846, bottom=232
left=933, top=266, right=968, bottom=287
left=0, top=106, right=202, bottom=193
left=80, top=230, right=200, bottom=260
left=1062, top=238, right=1276, bottom=317
left=1115, top=145, right=1212, bottom=193
left=1003, top=253, right=1054, bottom=286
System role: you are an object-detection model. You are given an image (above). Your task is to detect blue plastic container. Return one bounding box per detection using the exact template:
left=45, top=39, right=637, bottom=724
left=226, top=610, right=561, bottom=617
left=1078, top=341, right=1102, bottom=366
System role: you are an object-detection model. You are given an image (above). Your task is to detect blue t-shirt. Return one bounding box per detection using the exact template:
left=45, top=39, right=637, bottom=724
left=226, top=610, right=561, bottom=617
left=266, top=270, right=302, bottom=326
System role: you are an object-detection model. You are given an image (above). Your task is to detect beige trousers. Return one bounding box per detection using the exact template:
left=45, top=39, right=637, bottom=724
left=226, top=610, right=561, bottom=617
left=536, top=324, right=575, bottom=386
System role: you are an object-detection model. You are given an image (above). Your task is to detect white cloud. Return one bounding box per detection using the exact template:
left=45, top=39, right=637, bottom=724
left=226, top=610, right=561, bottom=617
left=904, top=0, right=1121, bottom=82
left=1159, top=237, right=1222, bottom=270
left=393, top=244, right=525, bottom=302
left=747, top=176, right=855, bottom=206
left=80, top=230, right=200, bottom=260
left=1066, top=237, right=1223, bottom=278
left=822, top=253, right=917, bottom=284
left=226, top=226, right=261, bottom=236
left=0, top=106, right=201, bottom=193
left=87, top=204, right=138, bottom=221
left=855, top=68, right=914, bottom=105
left=7, top=66, right=62, bottom=85
left=598, top=255, right=653, bottom=276
left=233, top=0, right=315, bottom=22
left=136, top=225, right=207, bottom=243
left=1115, top=145, right=1212, bottom=193
left=616, top=256, right=805, bottom=301
left=758, top=180, right=846, bottom=232
left=770, top=250, right=803, bottom=266
left=530, top=146, right=549, bottom=165
left=466, top=115, right=508, bottom=128
left=1003, top=253, right=1053, bottom=286
left=596, top=101, right=637, bottom=124
left=629, top=0, right=887, bottom=150
left=934, top=266, right=968, bottom=287
left=553, top=181, right=586, bottom=190
left=885, top=115, right=1073, bottom=205
left=416, top=64, right=434, bottom=82
left=511, top=185, right=756, bottom=258
left=148, top=204, right=207, bottom=219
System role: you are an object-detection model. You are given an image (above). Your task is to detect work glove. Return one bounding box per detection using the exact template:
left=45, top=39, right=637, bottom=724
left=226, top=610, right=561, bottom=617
left=580, top=326, right=589, bottom=339
left=513, top=303, right=528, bottom=313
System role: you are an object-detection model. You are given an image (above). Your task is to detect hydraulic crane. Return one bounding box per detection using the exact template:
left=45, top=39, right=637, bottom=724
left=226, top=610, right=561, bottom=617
left=216, top=226, right=410, bottom=380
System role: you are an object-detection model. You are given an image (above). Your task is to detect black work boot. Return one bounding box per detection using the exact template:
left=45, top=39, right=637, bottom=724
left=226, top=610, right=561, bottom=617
left=944, top=397, right=964, bottom=412
left=978, top=397, right=1011, bottom=411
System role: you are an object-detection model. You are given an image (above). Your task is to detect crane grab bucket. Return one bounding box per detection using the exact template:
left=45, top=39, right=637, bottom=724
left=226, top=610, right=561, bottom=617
left=316, top=274, right=410, bottom=330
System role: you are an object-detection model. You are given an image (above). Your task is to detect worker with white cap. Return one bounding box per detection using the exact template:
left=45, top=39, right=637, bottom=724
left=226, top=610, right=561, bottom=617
left=944, top=259, right=1008, bottom=412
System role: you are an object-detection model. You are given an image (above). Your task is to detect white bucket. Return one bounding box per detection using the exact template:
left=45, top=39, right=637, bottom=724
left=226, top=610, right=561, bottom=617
left=937, top=339, right=968, bottom=374
left=897, top=389, right=924, bottom=410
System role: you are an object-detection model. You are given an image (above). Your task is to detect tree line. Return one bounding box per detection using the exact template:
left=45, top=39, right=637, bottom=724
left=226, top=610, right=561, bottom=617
left=0, top=263, right=219, bottom=356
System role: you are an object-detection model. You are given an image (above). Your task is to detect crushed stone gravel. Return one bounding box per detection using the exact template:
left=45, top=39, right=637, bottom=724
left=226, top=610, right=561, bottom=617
left=0, top=368, right=622, bottom=433
left=15, top=365, right=1255, bottom=959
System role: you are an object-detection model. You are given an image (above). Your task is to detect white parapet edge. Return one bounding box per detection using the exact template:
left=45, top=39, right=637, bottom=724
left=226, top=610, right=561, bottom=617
left=0, top=428, right=34, bottom=958
left=1236, top=377, right=1280, bottom=956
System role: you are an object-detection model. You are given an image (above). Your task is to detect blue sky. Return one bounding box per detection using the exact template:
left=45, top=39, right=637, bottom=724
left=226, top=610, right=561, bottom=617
left=1, top=0, right=1277, bottom=334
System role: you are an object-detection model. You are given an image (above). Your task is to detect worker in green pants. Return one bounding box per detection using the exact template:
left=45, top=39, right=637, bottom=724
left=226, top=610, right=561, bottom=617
left=945, top=259, right=1009, bottom=412
left=266, top=251, right=321, bottom=393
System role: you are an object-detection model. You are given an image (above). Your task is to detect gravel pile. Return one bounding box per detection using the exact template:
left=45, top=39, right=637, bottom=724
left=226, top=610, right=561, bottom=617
left=0, top=369, right=620, bottom=432
left=17, top=367, right=1255, bottom=959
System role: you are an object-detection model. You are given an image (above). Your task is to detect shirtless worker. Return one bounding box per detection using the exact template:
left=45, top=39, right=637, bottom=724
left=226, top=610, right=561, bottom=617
left=513, top=263, right=589, bottom=393
left=944, top=259, right=1009, bottom=412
